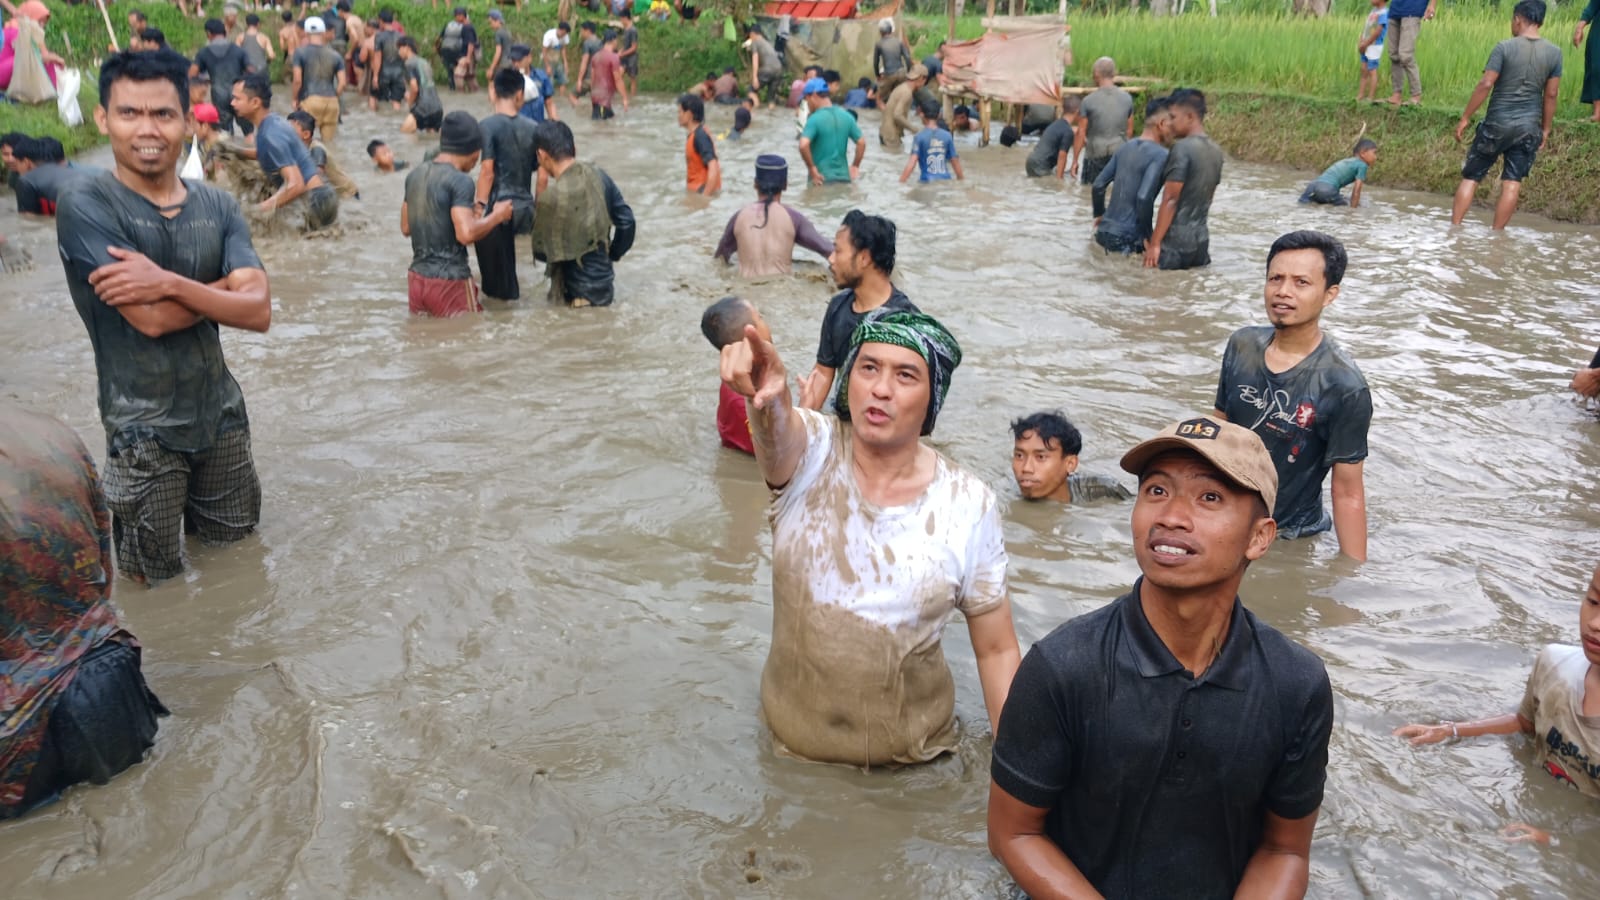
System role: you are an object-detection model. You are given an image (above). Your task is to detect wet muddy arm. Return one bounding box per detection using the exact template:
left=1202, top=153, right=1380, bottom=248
left=1455, top=72, right=1497, bottom=140
left=968, top=602, right=1021, bottom=736
left=987, top=784, right=1103, bottom=900
left=263, top=165, right=310, bottom=210
left=1329, top=462, right=1366, bottom=562
left=788, top=209, right=833, bottom=259
left=722, top=328, right=805, bottom=488
left=166, top=267, right=271, bottom=333
left=1394, top=713, right=1530, bottom=745
left=1143, top=181, right=1181, bottom=266
left=713, top=212, right=737, bottom=262
left=1233, top=810, right=1316, bottom=899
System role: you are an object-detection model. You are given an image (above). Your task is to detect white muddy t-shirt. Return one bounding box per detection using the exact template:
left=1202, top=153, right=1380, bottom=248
left=762, top=408, right=1008, bottom=766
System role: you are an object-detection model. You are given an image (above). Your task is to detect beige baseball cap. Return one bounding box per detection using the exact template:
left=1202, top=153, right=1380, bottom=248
left=1120, top=416, right=1278, bottom=515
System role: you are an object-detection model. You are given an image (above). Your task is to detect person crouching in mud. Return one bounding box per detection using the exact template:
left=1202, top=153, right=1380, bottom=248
left=229, top=72, right=339, bottom=230
left=719, top=307, right=1021, bottom=767
left=530, top=120, right=634, bottom=308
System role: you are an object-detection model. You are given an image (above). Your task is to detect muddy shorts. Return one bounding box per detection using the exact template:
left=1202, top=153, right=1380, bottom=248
left=12, top=641, right=168, bottom=819
left=1080, top=155, right=1111, bottom=186
left=1298, top=180, right=1348, bottom=205
left=1158, top=242, right=1210, bottom=271
left=1462, top=120, right=1542, bottom=183
left=102, top=429, right=261, bottom=583
left=408, top=270, right=483, bottom=317
left=412, top=107, right=444, bottom=131
left=1094, top=230, right=1143, bottom=255
left=376, top=68, right=407, bottom=102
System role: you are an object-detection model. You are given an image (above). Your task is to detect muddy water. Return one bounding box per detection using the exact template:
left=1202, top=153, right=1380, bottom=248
left=2, top=92, right=1599, bottom=899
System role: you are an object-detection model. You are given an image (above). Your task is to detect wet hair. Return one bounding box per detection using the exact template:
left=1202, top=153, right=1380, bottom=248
left=1168, top=87, right=1207, bottom=119
left=337, top=0, right=352, bottom=11
left=397, top=35, right=418, bottom=52
left=1144, top=95, right=1170, bottom=120
left=1353, top=138, right=1378, bottom=155
left=999, top=124, right=1020, bottom=147
left=677, top=93, right=705, bottom=122
left=286, top=109, right=316, bottom=136
left=1061, top=94, right=1082, bottom=117
left=824, top=69, right=841, bottom=84
left=858, top=76, right=872, bottom=90
left=379, top=8, right=395, bottom=23
left=753, top=160, right=785, bottom=226
left=99, top=48, right=192, bottom=114
left=14, top=136, right=65, bottom=163
left=839, top=209, right=896, bottom=277
left=284, top=10, right=295, bottom=22
left=919, top=98, right=940, bottom=120
left=246, top=13, right=260, bottom=26
left=1513, top=0, right=1546, bottom=24
left=236, top=71, right=273, bottom=106
left=602, top=29, right=618, bottom=43
left=1010, top=411, right=1082, bottom=457
left=533, top=119, right=577, bottom=161
left=366, top=138, right=387, bottom=158
left=139, top=27, right=165, bottom=45
left=191, top=70, right=211, bottom=85
left=724, top=66, right=737, bottom=75
left=701, top=296, right=756, bottom=349
left=952, top=104, right=971, bottom=118
left=580, top=20, right=596, bottom=33
left=205, top=17, right=226, bottom=36
left=493, top=67, right=524, bottom=100
left=1266, top=230, right=1348, bottom=288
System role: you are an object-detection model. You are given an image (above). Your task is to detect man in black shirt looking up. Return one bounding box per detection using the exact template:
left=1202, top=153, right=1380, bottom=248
left=57, top=49, right=271, bottom=584
left=989, top=415, right=1332, bottom=900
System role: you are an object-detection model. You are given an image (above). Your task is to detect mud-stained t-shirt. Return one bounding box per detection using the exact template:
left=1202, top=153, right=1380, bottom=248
left=293, top=43, right=344, bottom=97
left=1081, top=85, right=1133, bottom=159
left=1483, top=35, right=1564, bottom=131
left=15, top=164, right=97, bottom=216
left=714, top=201, right=834, bottom=278
left=478, top=112, right=537, bottom=209
left=751, top=35, right=782, bottom=78
left=254, top=113, right=319, bottom=188
left=815, top=287, right=920, bottom=369
left=375, top=29, right=403, bottom=74
left=874, top=35, right=910, bottom=76
left=404, top=161, right=475, bottom=281
left=405, top=55, right=443, bottom=117
left=1315, top=156, right=1368, bottom=189
left=56, top=172, right=261, bottom=455
left=1214, top=326, right=1372, bottom=539
left=1519, top=644, right=1600, bottom=799
left=193, top=37, right=248, bottom=108
left=1026, top=117, right=1074, bottom=177
left=1161, top=134, right=1225, bottom=254
left=1093, top=137, right=1168, bottom=243
left=492, top=27, right=514, bottom=71
left=1066, top=473, right=1133, bottom=504
left=764, top=409, right=1009, bottom=766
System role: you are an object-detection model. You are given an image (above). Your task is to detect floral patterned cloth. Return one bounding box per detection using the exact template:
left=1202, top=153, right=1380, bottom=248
left=1, top=405, right=129, bottom=813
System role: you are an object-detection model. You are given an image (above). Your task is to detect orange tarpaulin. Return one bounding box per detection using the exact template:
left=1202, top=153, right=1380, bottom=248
left=939, top=16, right=1065, bottom=106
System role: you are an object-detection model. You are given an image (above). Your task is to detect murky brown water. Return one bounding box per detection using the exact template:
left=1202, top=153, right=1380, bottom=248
left=3, top=91, right=1599, bottom=899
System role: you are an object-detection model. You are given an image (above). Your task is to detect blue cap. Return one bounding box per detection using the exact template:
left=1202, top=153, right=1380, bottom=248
left=803, top=77, right=829, bottom=96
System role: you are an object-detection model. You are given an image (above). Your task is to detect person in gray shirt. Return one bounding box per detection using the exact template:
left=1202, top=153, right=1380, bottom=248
left=873, top=19, right=912, bottom=98
left=1145, top=88, right=1223, bottom=271
left=1073, top=56, right=1133, bottom=184
left=398, top=37, right=444, bottom=132
left=1451, top=0, right=1563, bottom=229
left=1025, top=96, right=1081, bottom=179
left=1093, top=96, right=1172, bottom=255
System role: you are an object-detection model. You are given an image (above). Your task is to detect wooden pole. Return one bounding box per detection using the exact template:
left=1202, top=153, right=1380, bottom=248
left=96, top=0, right=120, bottom=52
left=947, top=0, right=956, bottom=41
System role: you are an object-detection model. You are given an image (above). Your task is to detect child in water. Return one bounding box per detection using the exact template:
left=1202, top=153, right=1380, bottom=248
left=366, top=139, right=409, bottom=173
left=1299, top=138, right=1377, bottom=207
left=1395, top=560, right=1600, bottom=844
left=722, top=98, right=753, bottom=141
left=1357, top=0, right=1388, bottom=103
left=900, top=99, right=963, bottom=184
left=699, top=296, right=770, bottom=456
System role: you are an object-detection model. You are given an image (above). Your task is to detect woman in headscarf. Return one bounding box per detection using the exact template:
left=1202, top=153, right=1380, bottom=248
left=0, top=1, right=64, bottom=99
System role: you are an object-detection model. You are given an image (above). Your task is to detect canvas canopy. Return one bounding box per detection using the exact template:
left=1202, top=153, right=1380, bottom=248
left=938, top=15, right=1064, bottom=106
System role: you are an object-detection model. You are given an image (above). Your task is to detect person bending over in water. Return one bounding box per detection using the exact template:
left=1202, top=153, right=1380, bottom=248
left=713, top=155, right=832, bottom=279
left=700, top=296, right=772, bottom=455
left=1, top=405, right=169, bottom=821
left=720, top=308, right=1021, bottom=766
left=286, top=110, right=359, bottom=200
left=797, top=210, right=919, bottom=410
left=1011, top=411, right=1132, bottom=504
left=367, top=139, right=408, bottom=173
left=1300, top=139, right=1378, bottom=207
left=401, top=111, right=512, bottom=318
left=990, top=415, right=1330, bottom=899
left=398, top=36, right=444, bottom=133
left=1144, top=87, right=1222, bottom=271
left=530, top=119, right=635, bottom=308
left=230, top=72, right=340, bottom=230
left=1396, top=560, right=1600, bottom=844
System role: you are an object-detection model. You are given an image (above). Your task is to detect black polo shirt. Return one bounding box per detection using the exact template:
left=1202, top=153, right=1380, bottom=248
left=991, top=580, right=1332, bottom=900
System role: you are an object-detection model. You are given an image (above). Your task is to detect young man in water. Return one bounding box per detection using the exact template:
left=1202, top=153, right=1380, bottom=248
left=1071, top=56, right=1134, bottom=183
left=57, top=49, right=271, bottom=583
left=510, top=44, right=557, bottom=123
left=0, top=405, right=168, bottom=820
left=990, top=416, right=1331, bottom=898
left=1144, top=88, right=1222, bottom=271
left=231, top=72, right=341, bottom=230
left=366, top=139, right=407, bottom=173
left=13, top=137, right=95, bottom=216
left=1213, top=230, right=1371, bottom=561
left=1010, top=411, right=1132, bottom=504
left=292, top=16, right=345, bottom=142
left=1395, top=559, right=1600, bottom=843
left=880, top=64, right=927, bottom=150
left=191, top=18, right=250, bottom=135
left=370, top=10, right=405, bottom=112
left=541, top=20, right=575, bottom=107
left=1025, top=95, right=1081, bottom=180
left=713, top=155, right=833, bottom=278
left=474, top=68, right=538, bottom=300
left=398, top=36, right=444, bottom=133
left=720, top=308, right=1021, bottom=766
left=286, top=110, right=358, bottom=200
left=587, top=30, right=627, bottom=120
left=400, top=111, right=512, bottom=317
left=530, top=119, right=635, bottom=308
left=1093, top=95, right=1171, bottom=256
left=677, top=93, right=720, bottom=194
left=799, top=77, right=864, bottom=185
left=797, top=210, right=920, bottom=410
left=700, top=295, right=771, bottom=455
left=1451, top=0, right=1563, bottom=230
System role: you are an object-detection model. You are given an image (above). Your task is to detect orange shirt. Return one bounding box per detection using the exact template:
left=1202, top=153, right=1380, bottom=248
left=685, top=125, right=716, bottom=193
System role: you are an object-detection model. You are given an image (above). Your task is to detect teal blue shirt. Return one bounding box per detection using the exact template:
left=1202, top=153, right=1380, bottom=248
left=1315, top=156, right=1368, bottom=189
left=801, top=106, right=861, bottom=183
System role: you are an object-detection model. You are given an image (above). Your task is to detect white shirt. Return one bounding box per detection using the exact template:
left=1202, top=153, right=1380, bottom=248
left=542, top=28, right=568, bottom=51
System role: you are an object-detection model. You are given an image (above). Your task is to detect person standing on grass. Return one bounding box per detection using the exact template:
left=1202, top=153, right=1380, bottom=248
left=1577, top=1, right=1600, bottom=122
left=1213, top=231, right=1371, bottom=561
left=1383, top=0, right=1435, bottom=106
left=1144, top=88, right=1222, bottom=271
left=58, top=49, right=271, bottom=584
left=401, top=112, right=513, bottom=318
left=1357, top=0, right=1388, bottom=104
left=1071, top=57, right=1133, bottom=184
left=1451, top=0, right=1562, bottom=230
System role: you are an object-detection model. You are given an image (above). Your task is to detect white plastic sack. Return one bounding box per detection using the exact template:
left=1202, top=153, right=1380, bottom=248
left=179, top=137, right=204, bottom=181
left=56, top=68, right=83, bottom=127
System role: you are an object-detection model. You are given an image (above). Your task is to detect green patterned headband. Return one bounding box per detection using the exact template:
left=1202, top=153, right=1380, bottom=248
left=835, top=309, right=963, bottom=437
